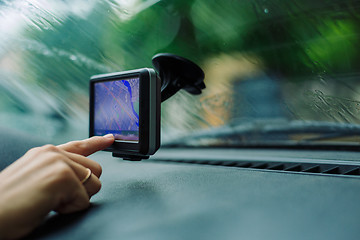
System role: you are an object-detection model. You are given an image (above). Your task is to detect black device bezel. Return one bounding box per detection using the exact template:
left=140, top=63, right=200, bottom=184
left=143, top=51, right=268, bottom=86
left=89, top=68, right=160, bottom=157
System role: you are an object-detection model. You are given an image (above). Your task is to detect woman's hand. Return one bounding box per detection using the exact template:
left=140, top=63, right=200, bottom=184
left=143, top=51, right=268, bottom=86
left=0, top=135, right=114, bottom=239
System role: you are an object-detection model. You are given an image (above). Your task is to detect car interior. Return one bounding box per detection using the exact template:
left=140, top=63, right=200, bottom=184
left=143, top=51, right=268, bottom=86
left=0, top=0, right=360, bottom=239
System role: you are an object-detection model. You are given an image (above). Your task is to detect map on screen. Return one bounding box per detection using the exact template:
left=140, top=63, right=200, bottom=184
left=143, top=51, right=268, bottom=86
left=94, top=78, right=140, bottom=142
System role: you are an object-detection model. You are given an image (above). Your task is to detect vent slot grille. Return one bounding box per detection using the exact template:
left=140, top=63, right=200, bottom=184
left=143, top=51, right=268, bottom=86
left=155, top=159, right=360, bottom=177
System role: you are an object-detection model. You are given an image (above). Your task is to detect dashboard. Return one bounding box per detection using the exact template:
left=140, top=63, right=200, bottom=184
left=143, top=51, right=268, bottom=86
left=25, top=148, right=360, bottom=240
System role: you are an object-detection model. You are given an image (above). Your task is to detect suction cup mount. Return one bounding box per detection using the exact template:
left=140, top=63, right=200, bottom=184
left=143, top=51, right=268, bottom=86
left=152, top=53, right=206, bottom=102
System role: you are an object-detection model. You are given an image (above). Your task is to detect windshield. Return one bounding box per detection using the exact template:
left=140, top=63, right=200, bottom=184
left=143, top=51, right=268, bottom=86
left=0, top=0, right=359, bottom=147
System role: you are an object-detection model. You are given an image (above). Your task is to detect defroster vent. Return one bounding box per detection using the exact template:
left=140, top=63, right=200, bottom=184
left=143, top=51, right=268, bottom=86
left=155, top=159, right=360, bottom=178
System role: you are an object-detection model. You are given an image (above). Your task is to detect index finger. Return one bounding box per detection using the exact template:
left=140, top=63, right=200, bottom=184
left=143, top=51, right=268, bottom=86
left=58, top=134, right=115, bottom=157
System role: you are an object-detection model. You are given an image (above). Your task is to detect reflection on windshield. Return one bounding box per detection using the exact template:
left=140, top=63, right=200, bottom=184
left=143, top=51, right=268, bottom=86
left=0, top=0, right=359, bottom=146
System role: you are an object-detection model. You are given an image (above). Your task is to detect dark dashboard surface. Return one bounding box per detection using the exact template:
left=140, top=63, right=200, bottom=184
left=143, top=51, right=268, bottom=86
left=27, top=148, right=360, bottom=240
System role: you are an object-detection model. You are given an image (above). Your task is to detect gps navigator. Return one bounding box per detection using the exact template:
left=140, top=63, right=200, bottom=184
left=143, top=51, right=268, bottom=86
left=90, top=68, right=160, bottom=160
left=89, top=53, right=205, bottom=161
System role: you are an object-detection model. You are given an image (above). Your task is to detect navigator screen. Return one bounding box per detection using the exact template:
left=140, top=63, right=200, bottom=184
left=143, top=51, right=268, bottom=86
left=93, top=78, right=140, bottom=142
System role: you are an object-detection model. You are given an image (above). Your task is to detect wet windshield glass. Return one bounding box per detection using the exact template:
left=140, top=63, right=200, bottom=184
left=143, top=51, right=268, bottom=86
left=0, top=0, right=359, bottom=146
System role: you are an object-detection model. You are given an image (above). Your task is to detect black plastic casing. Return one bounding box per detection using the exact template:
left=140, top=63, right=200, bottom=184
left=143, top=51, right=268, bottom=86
left=89, top=68, right=160, bottom=158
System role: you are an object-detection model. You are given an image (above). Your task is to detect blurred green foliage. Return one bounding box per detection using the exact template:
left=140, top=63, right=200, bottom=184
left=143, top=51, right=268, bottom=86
left=25, top=0, right=360, bottom=91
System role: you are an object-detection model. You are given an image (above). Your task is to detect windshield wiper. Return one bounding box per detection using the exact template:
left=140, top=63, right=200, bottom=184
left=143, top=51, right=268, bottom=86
left=162, top=119, right=360, bottom=148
